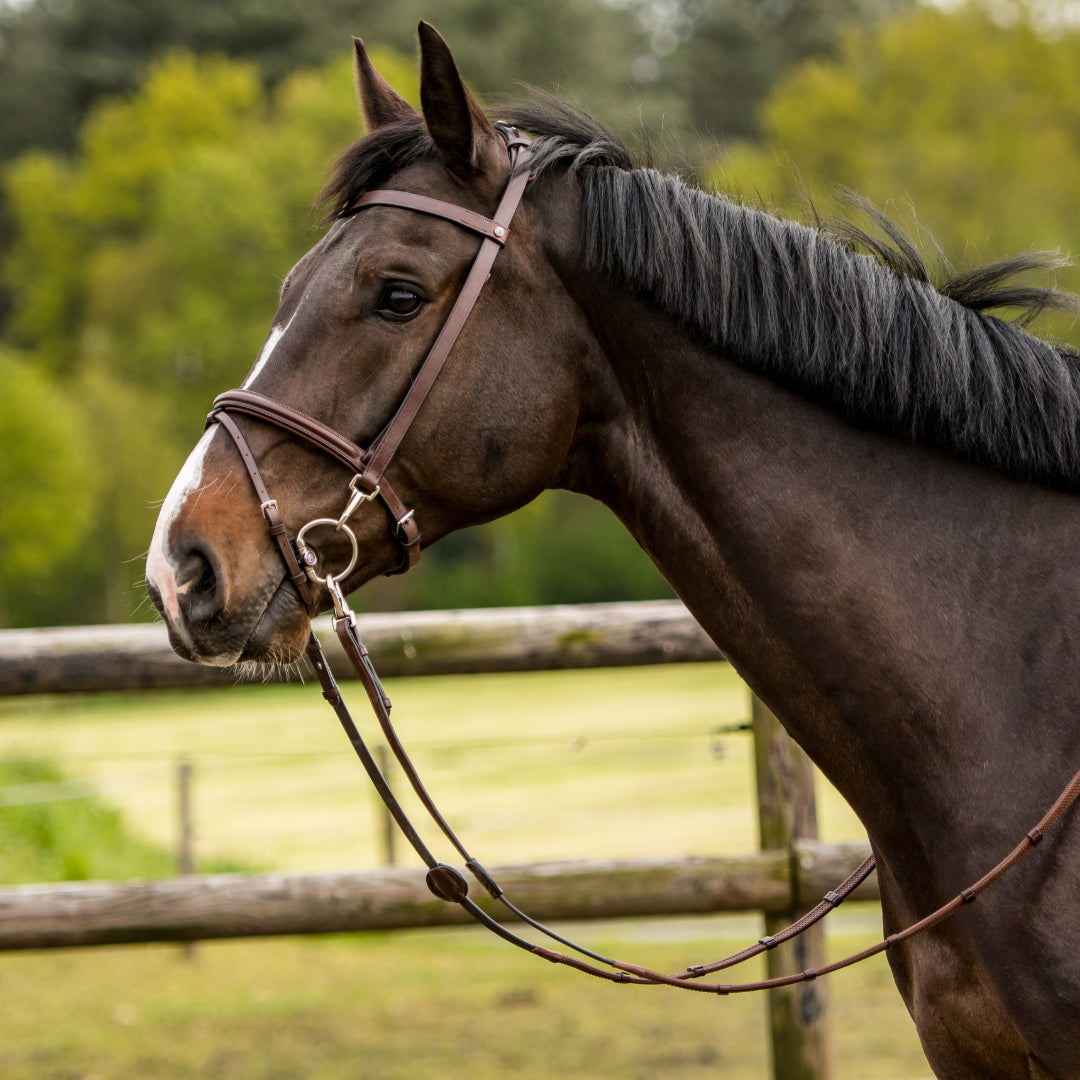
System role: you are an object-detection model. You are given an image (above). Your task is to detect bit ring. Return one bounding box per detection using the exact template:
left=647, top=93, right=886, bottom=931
left=296, top=517, right=359, bottom=586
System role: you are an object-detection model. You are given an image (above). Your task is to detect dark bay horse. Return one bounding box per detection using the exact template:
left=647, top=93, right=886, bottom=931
left=146, top=24, right=1080, bottom=1079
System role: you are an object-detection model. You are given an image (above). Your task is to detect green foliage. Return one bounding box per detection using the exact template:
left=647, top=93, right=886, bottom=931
left=2, top=152, right=83, bottom=370
left=5, top=52, right=265, bottom=377
left=713, top=2, right=1080, bottom=302
left=369, top=491, right=673, bottom=613
left=648, top=0, right=914, bottom=142
left=0, top=349, right=99, bottom=606
left=0, top=756, right=175, bottom=884
left=0, top=0, right=359, bottom=161
left=0, top=0, right=911, bottom=171
left=0, top=0, right=658, bottom=164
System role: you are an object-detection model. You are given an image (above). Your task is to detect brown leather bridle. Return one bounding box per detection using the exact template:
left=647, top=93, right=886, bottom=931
left=210, top=124, right=535, bottom=596
left=203, top=124, right=1080, bottom=992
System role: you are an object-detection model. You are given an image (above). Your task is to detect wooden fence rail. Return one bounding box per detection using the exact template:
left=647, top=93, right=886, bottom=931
left=0, top=842, right=876, bottom=951
left=0, top=600, right=723, bottom=695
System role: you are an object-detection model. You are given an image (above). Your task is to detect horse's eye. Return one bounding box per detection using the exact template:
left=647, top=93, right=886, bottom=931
left=378, top=285, right=424, bottom=321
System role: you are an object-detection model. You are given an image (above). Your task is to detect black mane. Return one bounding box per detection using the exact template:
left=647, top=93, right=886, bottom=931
left=323, top=104, right=1080, bottom=490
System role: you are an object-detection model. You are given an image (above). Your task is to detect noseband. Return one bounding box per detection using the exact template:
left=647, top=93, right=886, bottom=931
left=199, top=124, right=1080, bottom=993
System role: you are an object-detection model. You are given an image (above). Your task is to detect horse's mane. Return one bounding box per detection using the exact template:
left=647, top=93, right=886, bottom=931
left=323, top=103, right=1080, bottom=490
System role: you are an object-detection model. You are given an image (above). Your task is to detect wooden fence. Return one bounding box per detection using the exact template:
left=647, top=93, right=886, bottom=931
left=0, top=600, right=723, bottom=695
left=0, top=601, right=877, bottom=1080
left=0, top=842, right=876, bottom=951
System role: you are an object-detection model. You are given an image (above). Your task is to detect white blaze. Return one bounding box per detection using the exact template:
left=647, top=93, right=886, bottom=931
left=146, top=429, right=215, bottom=623
left=146, top=308, right=300, bottom=617
left=242, top=307, right=299, bottom=389
left=148, top=308, right=300, bottom=628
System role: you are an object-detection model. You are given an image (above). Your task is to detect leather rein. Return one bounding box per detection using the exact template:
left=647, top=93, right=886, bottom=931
left=206, top=126, right=1080, bottom=992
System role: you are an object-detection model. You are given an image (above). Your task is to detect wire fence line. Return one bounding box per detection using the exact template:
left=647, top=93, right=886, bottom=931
left=0, top=719, right=749, bottom=769
left=0, top=721, right=757, bottom=876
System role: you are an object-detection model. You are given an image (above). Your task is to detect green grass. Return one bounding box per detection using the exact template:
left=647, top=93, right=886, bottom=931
left=0, top=755, right=256, bottom=885
left=0, top=664, right=866, bottom=873
left=0, top=756, right=176, bottom=884
left=0, top=924, right=929, bottom=1080
left=0, top=663, right=929, bottom=1077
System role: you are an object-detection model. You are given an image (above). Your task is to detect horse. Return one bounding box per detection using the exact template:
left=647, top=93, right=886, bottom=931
left=145, top=23, right=1080, bottom=1079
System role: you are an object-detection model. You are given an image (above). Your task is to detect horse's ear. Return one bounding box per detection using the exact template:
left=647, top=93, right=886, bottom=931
left=353, top=37, right=415, bottom=131
left=417, top=21, right=499, bottom=181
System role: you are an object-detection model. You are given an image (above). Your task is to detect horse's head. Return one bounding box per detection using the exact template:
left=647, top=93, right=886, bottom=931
left=146, top=24, right=595, bottom=665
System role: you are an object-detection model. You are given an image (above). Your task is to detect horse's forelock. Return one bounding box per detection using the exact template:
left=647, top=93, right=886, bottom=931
left=318, top=118, right=435, bottom=223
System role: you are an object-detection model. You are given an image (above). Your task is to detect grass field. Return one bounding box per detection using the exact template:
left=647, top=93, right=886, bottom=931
left=0, top=663, right=870, bottom=872
left=0, top=662, right=930, bottom=1077
left=0, top=922, right=932, bottom=1080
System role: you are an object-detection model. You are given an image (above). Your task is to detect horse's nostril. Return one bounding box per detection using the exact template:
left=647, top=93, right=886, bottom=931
left=176, top=545, right=226, bottom=624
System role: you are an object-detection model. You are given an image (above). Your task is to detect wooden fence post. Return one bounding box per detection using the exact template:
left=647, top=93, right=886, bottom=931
left=751, top=694, right=833, bottom=1080
left=176, top=758, right=197, bottom=961
left=375, top=745, right=397, bottom=866
left=176, top=759, right=195, bottom=879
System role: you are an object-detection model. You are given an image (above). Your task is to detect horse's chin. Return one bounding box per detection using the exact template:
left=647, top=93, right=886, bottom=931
left=233, top=579, right=313, bottom=664
left=238, top=602, right=312, bottom=664
left=161, top=578, right=313, bottom=668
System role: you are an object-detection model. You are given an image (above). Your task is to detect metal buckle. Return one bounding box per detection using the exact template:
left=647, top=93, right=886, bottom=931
left=337, top=474, right=380, bottom=530
left=326, top=575, right=355, bottom=624
left=394, top=509, right=416, bottom=539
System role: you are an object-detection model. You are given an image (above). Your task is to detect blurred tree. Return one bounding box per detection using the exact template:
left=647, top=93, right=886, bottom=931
left=0, top=0, right=915, bottom=171
left=0, top=348, right=99, bottom=624
left=0, top=0, right=352, bottom=161
left=348, top=0, right=671, bottom=136
left=713, top=2, right=1080, bottom=305
left=361, top=491, right=673, bottom=613
left=643, top=0, right=915, bottom=142
left=11, top=3, right=1080, bottom=627
left=4, top=52, right=265, bottom=373
left=0, top=0, right=655, bottom=166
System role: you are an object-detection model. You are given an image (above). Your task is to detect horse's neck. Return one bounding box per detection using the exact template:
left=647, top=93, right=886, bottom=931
left=570, top=292, right=1080, bottom=868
